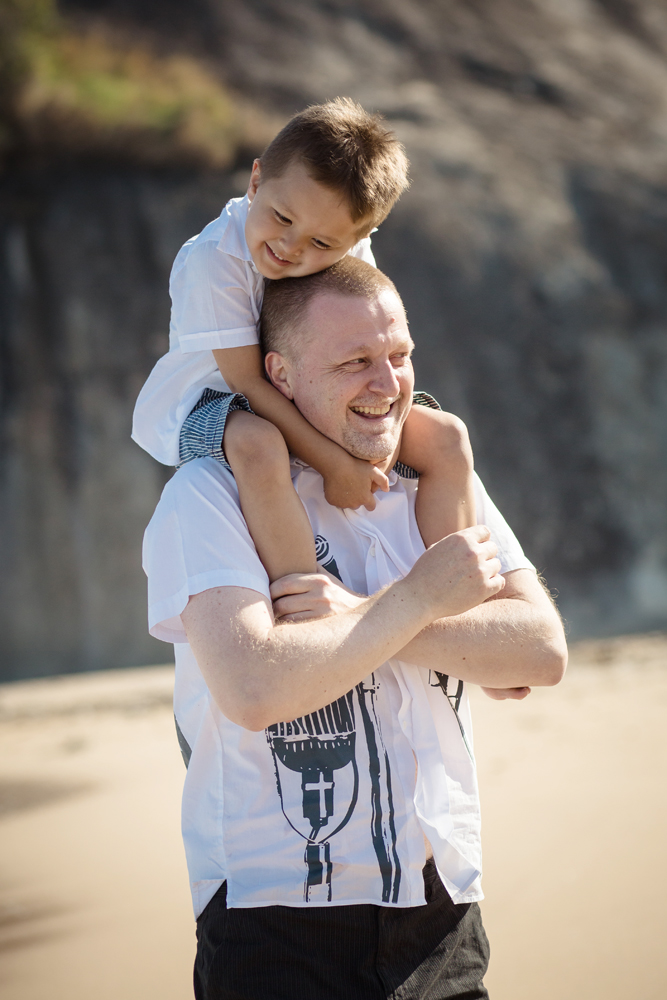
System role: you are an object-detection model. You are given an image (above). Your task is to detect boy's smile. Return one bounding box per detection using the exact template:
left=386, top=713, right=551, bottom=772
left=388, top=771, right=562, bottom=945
left=245, top=159, right=370, bottom=280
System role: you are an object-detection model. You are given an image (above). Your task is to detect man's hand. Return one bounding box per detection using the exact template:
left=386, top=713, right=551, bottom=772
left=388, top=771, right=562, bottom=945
left=273, top=525, right=503, bottom=626
left=481, top=686, right=531, bottom=701
left=271, top=569, right=365, bottom=622
left=406, top=524, right=505, bottom=620
left=272, top=571, right=535, bottom=702
left=321, top=451, right=390, bottom=510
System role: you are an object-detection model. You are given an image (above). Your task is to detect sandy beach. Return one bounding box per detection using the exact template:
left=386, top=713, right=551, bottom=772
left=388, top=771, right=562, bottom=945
left=1, top=633, right=665, bottom=1000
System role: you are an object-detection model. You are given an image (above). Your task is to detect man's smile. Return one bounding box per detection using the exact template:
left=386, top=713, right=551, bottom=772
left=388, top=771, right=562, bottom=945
left=349, top=399, right=398, bottom=420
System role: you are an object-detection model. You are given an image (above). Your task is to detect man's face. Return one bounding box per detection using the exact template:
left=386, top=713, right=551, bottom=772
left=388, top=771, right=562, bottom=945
left=267, top=290, right=415, bottom=467
left=245, top=159, right=370, bottom=280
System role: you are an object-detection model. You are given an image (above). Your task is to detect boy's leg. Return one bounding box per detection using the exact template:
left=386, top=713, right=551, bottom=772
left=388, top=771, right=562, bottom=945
left=224, top=410, right=317, bottom=582
left=398, top=405, right=476, bottom=547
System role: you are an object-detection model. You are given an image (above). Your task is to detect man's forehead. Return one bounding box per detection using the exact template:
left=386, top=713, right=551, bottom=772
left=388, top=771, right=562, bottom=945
left=303, top=288, right=409, bottom=341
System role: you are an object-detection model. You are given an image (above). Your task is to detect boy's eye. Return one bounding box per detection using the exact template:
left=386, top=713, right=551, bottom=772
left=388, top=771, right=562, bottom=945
left=312, top=239, right=332, bottom=250
left=274, top=211, right=291, bottom=225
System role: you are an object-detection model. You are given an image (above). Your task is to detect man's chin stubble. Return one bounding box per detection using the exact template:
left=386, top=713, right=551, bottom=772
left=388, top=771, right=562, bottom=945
left=340, top=430, right=399, bottom=466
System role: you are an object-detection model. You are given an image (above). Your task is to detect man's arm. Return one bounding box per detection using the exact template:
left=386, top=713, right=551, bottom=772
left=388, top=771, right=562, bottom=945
left=397, top=568, right=566, bottom=687
left=271, top=568, right=567, bottom=692
left=181, top=526, right=504, bottom=730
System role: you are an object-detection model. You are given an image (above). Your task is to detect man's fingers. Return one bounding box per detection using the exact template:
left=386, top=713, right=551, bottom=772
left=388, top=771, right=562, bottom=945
left=481, top=686, right=531, bottom=701
left=479, top=539, right=499, bottom=562
left=278, top=610, right=328, bottom=623
left=270, top=573, right=322, bottom=600
left=363, top=493, right=377, bottom=512
left=463, top=523, right=491, bottom=542
left=273, top=597, right=315, bottom=618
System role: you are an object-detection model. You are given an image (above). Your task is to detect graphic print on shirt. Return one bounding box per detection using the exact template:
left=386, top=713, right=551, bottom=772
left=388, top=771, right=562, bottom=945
left=266, top=536, right=401, bottom=904
left=314, top=534, right=342, bottom=582
left=429, top=671, right=474, bottom=762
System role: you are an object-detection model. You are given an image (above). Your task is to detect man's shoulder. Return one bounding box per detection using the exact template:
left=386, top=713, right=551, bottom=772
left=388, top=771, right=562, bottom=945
left=156, top=458, right=240, bottom=521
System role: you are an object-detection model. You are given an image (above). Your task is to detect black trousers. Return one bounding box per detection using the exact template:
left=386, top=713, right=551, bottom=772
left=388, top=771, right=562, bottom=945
left=194, top=858, right=490, bottom=1000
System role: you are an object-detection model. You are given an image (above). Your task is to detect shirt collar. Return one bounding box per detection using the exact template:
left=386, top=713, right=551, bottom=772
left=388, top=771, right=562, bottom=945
left=217, top=194, right=256, bottom=268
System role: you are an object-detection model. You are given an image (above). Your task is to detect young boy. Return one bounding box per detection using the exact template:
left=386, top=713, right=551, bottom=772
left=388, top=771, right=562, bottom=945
left=132, top=98, right=475, bottom=583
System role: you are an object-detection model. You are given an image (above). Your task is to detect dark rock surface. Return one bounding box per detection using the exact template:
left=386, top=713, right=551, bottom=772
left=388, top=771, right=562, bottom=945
left=2, top=0, right=667, bottom=678
left=0, top=168, right=243, bottom=678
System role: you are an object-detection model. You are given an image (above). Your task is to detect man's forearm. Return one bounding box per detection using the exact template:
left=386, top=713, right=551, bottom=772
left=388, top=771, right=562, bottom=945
left=182, top=526, right=507, bottom=730
left=397, top=570, right=567, bottom=688
left=183, top=579, right=440, bottom=731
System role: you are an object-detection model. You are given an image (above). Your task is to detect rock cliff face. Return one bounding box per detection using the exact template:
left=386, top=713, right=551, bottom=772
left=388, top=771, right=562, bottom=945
left=0, top=169, right=242, bottom=677
left=2, top=0, right=667, bottom=678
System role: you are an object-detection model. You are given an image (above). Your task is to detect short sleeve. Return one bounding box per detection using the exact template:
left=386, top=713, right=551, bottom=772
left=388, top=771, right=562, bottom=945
left=170, top=241, right=262, bottom=354
left=473, top=474, right=536, bottom=576
left=142, top=459, right=271, bottom=643
left=349, top=235, right=376, bottom=267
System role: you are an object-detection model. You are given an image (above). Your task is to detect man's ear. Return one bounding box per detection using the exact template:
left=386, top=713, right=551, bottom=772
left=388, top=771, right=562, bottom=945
left=264, top=351, right=295, bottom=400
left=247, top=159, right=262, bottom=203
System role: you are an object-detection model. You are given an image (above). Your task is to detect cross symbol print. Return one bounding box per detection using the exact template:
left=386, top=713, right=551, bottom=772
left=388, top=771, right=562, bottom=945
left=304, top=773, right=334, bottom=821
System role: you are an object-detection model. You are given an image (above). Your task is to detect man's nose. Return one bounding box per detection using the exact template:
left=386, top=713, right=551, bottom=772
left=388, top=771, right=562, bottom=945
left=367, top=360, right=401, bottom=397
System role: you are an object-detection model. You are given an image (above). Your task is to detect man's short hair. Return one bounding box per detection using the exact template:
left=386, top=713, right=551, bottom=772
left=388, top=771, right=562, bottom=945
left=259, top=97, right=409, bottom=231
left=260, top=256, right=400, bottom=360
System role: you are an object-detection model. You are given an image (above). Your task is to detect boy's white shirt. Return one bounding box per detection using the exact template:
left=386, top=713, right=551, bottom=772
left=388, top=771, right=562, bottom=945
left=142, top=460, right=535, bottom=917
left=131, top=195, right=376, bottom=466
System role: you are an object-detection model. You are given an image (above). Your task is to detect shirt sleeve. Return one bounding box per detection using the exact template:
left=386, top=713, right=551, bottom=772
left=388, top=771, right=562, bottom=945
left=349, top=234, right=376, bottom=267
left=142, top=459, right=271, bottom=643
left=473, top=474, right=536, bottom=576
left=170, top=241, right=262, bottom=354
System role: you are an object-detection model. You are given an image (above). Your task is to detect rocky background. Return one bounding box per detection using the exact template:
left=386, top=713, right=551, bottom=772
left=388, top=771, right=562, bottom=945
left=2, top=0, right=667, bottom=679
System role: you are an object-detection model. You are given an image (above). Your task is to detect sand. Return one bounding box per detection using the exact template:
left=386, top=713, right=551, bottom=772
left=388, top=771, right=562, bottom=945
left=0, top=634, right=665, bottom=999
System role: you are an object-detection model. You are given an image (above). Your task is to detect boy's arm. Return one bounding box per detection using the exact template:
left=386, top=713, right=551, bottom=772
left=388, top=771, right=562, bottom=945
left=212, top=346, right=389, bottom=509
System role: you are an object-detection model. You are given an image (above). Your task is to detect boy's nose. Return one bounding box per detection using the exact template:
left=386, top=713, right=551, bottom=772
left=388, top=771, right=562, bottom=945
left=279, top=234, right=303, bottom=257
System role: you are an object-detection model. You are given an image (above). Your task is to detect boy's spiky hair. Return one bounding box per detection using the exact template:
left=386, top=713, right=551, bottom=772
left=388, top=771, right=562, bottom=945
left=259, top=97, right=410, bottom=231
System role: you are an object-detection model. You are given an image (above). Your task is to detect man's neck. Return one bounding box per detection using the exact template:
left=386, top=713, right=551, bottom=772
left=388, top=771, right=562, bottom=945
left=374, top=440, right=402, bottom=475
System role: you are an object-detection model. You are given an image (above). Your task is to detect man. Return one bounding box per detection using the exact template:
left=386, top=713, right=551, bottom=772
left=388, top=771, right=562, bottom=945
left=143, top=257, right=567, bottom=999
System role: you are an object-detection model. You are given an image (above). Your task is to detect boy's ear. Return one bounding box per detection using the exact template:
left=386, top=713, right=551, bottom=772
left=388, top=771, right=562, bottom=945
left=264, top=351, right=294, bottom=399
left=247, top=160, right=262, bottom=203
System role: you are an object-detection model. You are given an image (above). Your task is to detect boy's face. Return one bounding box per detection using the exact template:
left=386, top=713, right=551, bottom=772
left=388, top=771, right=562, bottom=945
left=245, top=159, right=370, bottom=280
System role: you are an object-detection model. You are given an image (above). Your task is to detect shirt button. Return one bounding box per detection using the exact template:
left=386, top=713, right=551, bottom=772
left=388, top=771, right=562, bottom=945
left=370, top=546, right=376, bottom=557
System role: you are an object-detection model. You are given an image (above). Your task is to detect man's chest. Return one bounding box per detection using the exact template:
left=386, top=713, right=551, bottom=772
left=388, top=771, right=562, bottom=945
left=292, top=466, right=425, bottom=595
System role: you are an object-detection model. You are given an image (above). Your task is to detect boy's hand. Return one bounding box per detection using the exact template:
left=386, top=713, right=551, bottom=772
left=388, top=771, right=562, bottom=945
left=322, top=452, right=390, bottom=510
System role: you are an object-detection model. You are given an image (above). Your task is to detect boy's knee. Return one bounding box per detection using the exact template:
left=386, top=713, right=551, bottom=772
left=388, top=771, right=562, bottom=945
left=224, top=412, right=289, bottom=472
left=433, top=413, right=474, bottom=470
